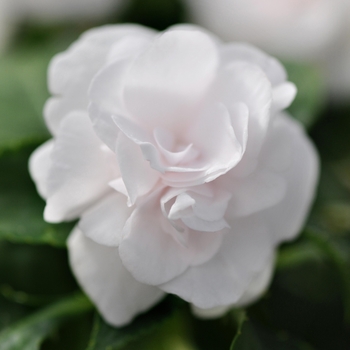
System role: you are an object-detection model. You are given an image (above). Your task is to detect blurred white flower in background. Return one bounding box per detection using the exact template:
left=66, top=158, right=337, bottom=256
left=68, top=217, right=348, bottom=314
left=29, top=24, right=318, bottom=326
left=186, top=0, right=350, bottom=98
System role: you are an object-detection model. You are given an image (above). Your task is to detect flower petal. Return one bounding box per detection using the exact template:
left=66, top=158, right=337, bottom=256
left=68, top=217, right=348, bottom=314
left=79, top=192, right=132, bottom=247
left=124, top=29, right=219, bottom=131
left=44, top=112, right=118, bottom=222
left=190, top=252, right=275, bottom=318
left=215, top=62, right=272, bottom=157
left=222, top=170, right=287, bottom=218
left=160, top=216, right=272, bottom=309
left=272, top=82, right=297, bottom=113
left=116, top=132, right=159, bottom=206
left=221, top=43, right=287, bottom=86
left=235, top=253, right=275, bottom=307
left=68, top=227, right=164, bottom=327
left=28, top=139, right=54, bottom=199
left=46, top=24, right=155, bottom=135
left=261, top=114, right=319, bottom=242
left=119, top=191, right=223, bottom=286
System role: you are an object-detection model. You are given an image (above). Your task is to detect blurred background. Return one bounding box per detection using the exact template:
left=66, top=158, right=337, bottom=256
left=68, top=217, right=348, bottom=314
left=0, top=0, right=350, bottom=349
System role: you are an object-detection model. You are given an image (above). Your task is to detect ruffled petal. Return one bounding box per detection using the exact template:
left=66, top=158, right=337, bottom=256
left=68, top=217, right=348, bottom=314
left=215, top=62, right=272, bottom=157
left=116, top=132, right=159, bottom=206
left=68, top=228, right=164, bottom=327
left=44, top=112, right=118, bottom=222
left=46, top=24, right=155, bottom=135
left=221, top=43, right=287, bottom=86
left=88, top=33, right=152, bottom=150
left=124, top=29, right=219, bottom=131
left=119, top=191, right=223, bottom=286
left=28, top=139, right=54, bottom=199
left=79, top=192, right=132, bottom=247
left=160, top=216, right=273, bottom=309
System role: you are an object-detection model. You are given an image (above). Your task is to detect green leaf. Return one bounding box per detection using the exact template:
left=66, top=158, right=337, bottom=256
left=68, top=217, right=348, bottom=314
left=230, top=315, right=313, bottom=350
left=0, top=147, right=74, bottom=247
left=285, top=62, right=326, bottom=129
left=0, top=292, right=93, bottom=350
left=0, top=48, right=51, bottom=155
left=86, top=297, right=177, bottom=350
left=230, top=311, right=267, bottom=350
left=304, top=228, right=350, bottom=323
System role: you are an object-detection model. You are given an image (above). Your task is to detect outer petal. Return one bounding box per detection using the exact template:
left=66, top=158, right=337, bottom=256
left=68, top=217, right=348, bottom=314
left=260, top=114, right=319, bottom=242
left=45, top=24, right=156, bottom=135
left=29, top=139, right=54, bottom=199
left=190, top=252, right=275, bottom=318
left=79, top=192, right=133, bottom=247
left=221, top=42, right=287, bottom=86
left=44, top=112, right=118, bottom=222
left=124, top=29, right=219, bottom=132
left=88, top=35, right=154, bottom=150
left=160, top=216, right=273, bottom=309
left=68, top=228, right=164, bottom=327
left=119, top=191, right=223, bottom=286
left=235, top=253, right=275, bottom=307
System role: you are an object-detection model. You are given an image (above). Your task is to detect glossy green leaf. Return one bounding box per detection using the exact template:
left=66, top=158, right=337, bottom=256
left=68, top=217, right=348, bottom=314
left=230, top=315, right=313, bottom=350
left=86, top=297, right=177, bottom=350
left=285, top=62, right=326, bottom=129
left=304, top=228, right=350, bottom=323
left=0, top=147, right=74, bottom=247
left=0, top=293, right=93, bottom=350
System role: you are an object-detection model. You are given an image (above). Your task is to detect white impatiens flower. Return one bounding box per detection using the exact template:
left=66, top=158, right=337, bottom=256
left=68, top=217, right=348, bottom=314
left=29, top=24, right=319, bottom=326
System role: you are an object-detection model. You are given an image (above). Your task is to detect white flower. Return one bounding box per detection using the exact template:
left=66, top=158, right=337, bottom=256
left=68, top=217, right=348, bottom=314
left=185, top=0, right=348, bottom=62
left=29, top=24, right=319, bottom=326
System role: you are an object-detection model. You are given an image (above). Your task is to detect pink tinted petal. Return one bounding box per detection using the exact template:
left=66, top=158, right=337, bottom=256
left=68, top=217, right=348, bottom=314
left=88, top=103, right=120, bottom=152
left=190, top=103, right=245, bottom=183
left=261, top=114, right=319, bottom=243
left=221, top=43, right=287, bottom=86
left=119, top=191, right=223, bottom=286
left=47, top=25, right=155, bottom=135
left=235, top=253, right=275, bottom=307
left=160, top=216, right=272, bottom=309
left=44, top=112, right=117, bottom=222
left=116, top=132, right=159, bottom=206
left=79, top=192, right=132, bottom=247
left=215, top=62, right=272, bottom=157
left=223, top=170, right=287, bottom=218
left=119, top=199, right=191, bottom=285
left=29, top=140, right=54, bottom=199
left=190, top=252, right=275, bottom=317
left=107, top=34, right=153, bottom=63
left=68, top=228, right=164, bottom=327
left=124, top=30, right=219, bottom=131
left=113, top=114, right=165, bottom=173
